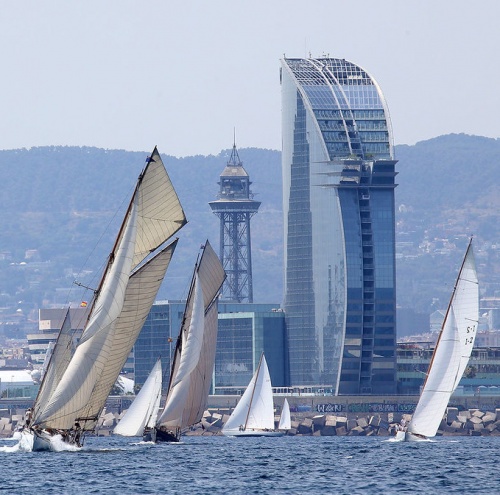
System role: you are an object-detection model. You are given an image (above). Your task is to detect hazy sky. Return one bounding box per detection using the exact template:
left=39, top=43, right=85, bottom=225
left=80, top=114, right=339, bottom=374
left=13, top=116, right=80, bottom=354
left=2, top=1, right=499, bottom=157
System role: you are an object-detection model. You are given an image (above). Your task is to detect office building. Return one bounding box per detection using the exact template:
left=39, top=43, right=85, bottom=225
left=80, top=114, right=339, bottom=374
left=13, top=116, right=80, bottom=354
left=281, top=57, right=397, bottom=395
left=133, top=300, right=185, bottom=390
left=214, top=302, right=287, bottom=395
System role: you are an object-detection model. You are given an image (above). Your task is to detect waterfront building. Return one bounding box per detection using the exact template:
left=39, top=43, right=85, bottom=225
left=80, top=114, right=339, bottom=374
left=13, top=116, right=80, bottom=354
left=209, top=143, right=261, bottom=302
left=27, top=307, right=89, bottom=365
left=397, top=342, right=500, bottom=396
left=214, top=303, right=287, bottom=394
left=281, top=57, right=398, bottom=395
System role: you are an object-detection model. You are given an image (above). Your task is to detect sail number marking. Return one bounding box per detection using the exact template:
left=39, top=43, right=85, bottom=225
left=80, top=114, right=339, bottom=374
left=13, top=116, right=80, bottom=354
left=465, top=325, right=476, bottom=345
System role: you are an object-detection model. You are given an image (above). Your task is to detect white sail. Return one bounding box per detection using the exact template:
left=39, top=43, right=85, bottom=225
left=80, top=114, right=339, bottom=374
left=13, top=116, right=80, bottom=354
left=408, top=240, right=479, bottom=439
left=32, top=310, right=75, bottom=420
left=278, top=398, right=291, bottom=430
left=73, top=243, right=176, bottom=430
left=157, top=241, right=225, bottom=431
left=408, top=309, right=462, bottom=438
left=451, top=243, right=479, bottom=389
left=31, top=147, right=186, bottom=433
left=223, top=354, right=275, bottom=432
left=114, top=359, right=162, bottom=437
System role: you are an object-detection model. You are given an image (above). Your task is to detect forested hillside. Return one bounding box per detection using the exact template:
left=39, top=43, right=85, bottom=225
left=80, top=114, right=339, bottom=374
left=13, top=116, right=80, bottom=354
left=0, top=134, right=498, bottom=321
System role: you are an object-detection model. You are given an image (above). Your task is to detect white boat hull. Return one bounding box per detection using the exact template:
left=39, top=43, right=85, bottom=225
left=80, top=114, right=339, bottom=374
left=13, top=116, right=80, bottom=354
left=405, top=431, right=431, bottom=442
left=222, top=429, right=284, bottom=437
left=33, top=429, right=56, bottom=451
left=30, top=428, right=82, bottom=451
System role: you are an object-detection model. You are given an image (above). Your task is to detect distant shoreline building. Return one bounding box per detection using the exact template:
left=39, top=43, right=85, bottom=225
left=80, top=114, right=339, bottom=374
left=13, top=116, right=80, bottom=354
left=281, top=57, right=398, bottom=395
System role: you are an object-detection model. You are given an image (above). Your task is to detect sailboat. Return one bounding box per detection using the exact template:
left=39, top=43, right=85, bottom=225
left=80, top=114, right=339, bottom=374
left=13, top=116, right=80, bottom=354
left=23, top=147, right=187, bottom=451
left=144, top=240, right=225, bottom=443
left=278, top=398, right=291, bottom=432
left=399, top=239, right=479, bottom=442
left=222, top=353, right=283, bottom=437
left=113, top=358, right=163, bottom=437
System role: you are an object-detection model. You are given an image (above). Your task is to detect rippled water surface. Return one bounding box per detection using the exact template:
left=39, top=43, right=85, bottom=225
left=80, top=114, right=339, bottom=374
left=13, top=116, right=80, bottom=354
left=0, top=434, right=497, bottom=494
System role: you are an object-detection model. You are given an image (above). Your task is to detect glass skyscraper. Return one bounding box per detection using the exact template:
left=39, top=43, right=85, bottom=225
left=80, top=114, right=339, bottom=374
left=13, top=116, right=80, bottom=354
left=281, top=57, right=397, bottom=395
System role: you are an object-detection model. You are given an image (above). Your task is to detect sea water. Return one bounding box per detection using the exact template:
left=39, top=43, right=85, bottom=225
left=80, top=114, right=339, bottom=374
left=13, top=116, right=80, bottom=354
left=0, top=434, right=497, bottom=494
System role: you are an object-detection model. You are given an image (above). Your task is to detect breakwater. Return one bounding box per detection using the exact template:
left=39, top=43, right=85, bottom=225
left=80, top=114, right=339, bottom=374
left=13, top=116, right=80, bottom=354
left=190, top=406, right=500, bottom=437
left=3, top=400, right=500, bottom=438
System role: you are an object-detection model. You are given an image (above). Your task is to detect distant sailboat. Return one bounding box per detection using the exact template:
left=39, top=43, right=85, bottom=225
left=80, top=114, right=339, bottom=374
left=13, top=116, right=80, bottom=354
left=23, top=147, right=186, bottom=451
left=278, top=398, right=291, bottom=432
left=222, top=353, right=283, bottom=437
left=144, top=240, right=225, bottom=443
left=399, top=239, right=479, bottom=442
left=113, top=358, right=163, bottom=437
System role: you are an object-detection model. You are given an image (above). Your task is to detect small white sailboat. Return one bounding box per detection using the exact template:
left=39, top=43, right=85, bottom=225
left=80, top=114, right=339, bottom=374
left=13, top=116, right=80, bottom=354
left=401, top=239, right=479, bottom=442
left=222, top=353, right=283, bottom=437
left=113, top=358, right=163, bottom=437
left=278, top=398, right=291, bottom=432
left=23, top=147, right=186, bottom=451
left=145, top=240, right=225, bottom=443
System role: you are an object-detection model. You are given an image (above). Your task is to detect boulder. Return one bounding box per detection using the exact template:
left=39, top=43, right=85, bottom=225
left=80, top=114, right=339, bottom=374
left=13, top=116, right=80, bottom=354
left=312, top=415, right=326, bottom=427
left=335, top=426, right=347, bottom=436
left=356, top=417, right=368, bottom=428
left=320, top=424, right=336, bottom=436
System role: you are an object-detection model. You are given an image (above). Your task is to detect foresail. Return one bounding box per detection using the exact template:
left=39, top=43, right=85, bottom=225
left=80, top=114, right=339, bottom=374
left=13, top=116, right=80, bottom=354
left=409, top=309, right=462, bottom=438
left=74, top=241, right=177, bottom=430
left=245, top=354, right=275, bottom=430
left=32, top=309, right=75, bottom=422
left=223, top=366, right=259, bottom=432
left=114, top=358, right=162, bottom=437
left=133, top=147, right=187, bottom=268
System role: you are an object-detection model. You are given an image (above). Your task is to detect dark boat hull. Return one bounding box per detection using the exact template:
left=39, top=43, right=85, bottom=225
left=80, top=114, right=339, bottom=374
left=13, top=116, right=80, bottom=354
left=143, top=426, right=180, bottom=443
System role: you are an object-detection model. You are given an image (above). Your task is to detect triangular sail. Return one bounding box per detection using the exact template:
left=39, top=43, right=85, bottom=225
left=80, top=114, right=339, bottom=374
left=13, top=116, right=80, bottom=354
left=32, top=148, right=185, bottom=432
left=157, top=241, right=225, bottom=431
left=244, top=354, right=275, bottom=430
left=114, top=358, right=162, bottom=437
left=278, top=398, right=291, bottom=430
left=409, top=240, right=479, bottom=438
left=223, top=354, right=275, bottom=432
left=451, top=243, right=479, bottom=389
left=32, top=309, right=75, bottom=422
left=408, top=309, right=462, bottom=437
left=132, top=147, right=187, bottom=267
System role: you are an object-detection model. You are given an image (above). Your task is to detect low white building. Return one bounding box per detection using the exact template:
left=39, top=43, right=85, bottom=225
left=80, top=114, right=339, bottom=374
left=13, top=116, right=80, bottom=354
left=0, top=370, right=38, bottom=399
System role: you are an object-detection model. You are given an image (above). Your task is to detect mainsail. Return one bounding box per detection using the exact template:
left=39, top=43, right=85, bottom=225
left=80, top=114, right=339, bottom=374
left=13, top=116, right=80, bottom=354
left=31, top=147, right=186, bottom=434
left=408, top=240, right=479, bottom=439
left=155, top=241, right=225, bottom=433
left=114, top=358, right=163, bottom=437
left=223, top=353, right=275, bottom=432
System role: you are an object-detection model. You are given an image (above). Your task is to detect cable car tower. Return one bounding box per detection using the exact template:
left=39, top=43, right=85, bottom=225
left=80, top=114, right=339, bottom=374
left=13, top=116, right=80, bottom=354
left=209, top=142, right=260, bottom=302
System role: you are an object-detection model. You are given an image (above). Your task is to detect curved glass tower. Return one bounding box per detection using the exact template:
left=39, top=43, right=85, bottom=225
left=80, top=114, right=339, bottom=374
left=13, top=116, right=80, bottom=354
left=281, top=57, right=397, bottom=395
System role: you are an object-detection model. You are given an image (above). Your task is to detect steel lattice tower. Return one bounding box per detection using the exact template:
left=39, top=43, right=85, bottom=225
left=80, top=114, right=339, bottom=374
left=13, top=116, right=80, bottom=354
left=209, top=144, right=260, bottom=302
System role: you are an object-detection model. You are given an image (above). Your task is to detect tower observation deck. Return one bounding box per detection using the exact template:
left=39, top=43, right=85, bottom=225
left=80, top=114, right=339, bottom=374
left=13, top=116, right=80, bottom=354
left=209, top=144, right=260, bottom=302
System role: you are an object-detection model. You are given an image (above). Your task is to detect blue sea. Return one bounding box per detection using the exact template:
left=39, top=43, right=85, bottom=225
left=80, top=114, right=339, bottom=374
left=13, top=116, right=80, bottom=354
left=0, top=434, right=497, bottom=494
